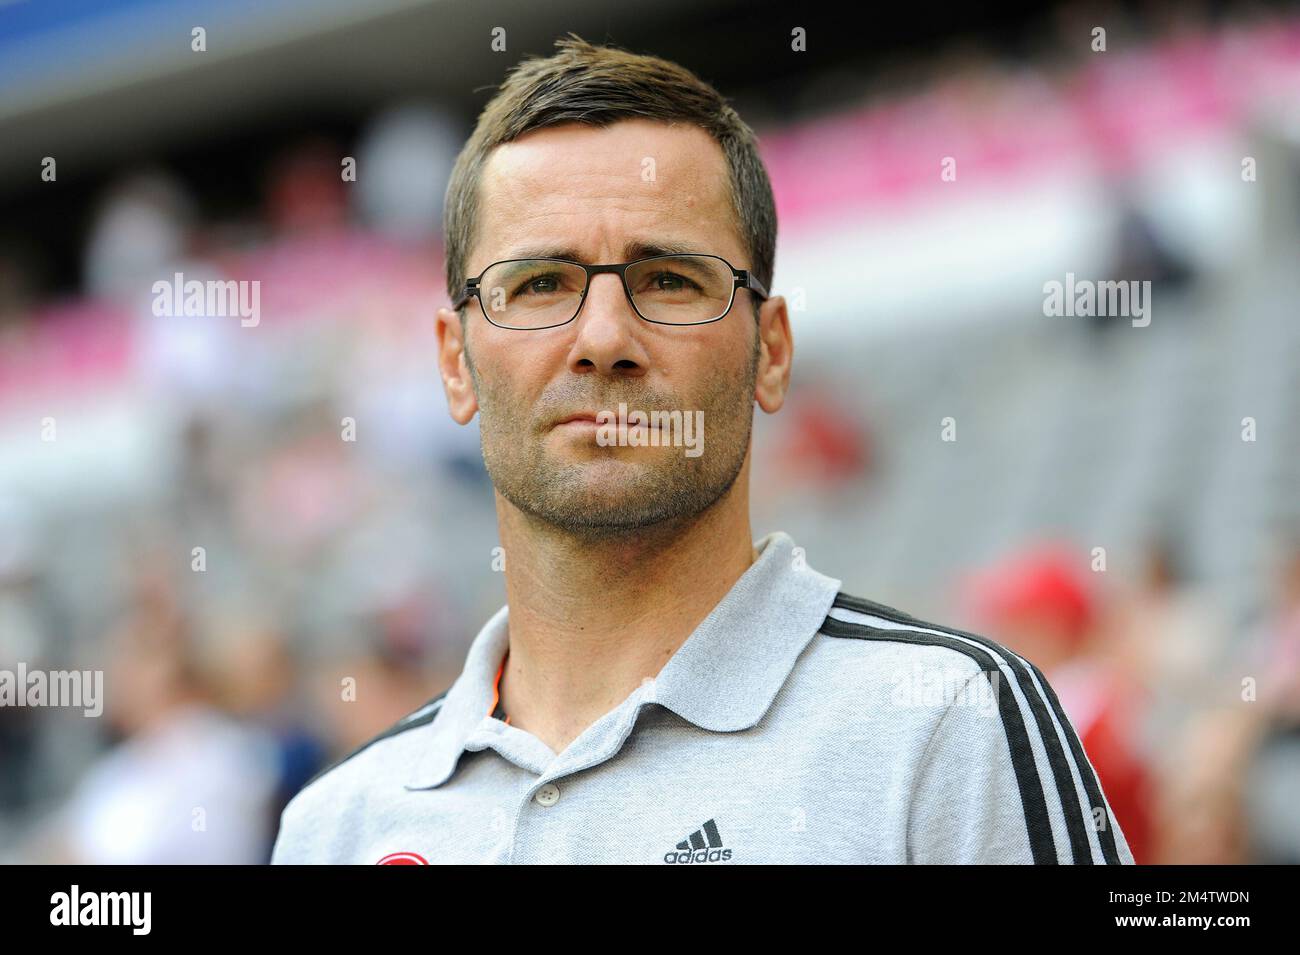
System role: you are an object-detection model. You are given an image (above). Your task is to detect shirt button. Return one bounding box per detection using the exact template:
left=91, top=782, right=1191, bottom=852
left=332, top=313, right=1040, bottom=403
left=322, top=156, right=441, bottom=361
left=534, top=783, right=560, bottom=807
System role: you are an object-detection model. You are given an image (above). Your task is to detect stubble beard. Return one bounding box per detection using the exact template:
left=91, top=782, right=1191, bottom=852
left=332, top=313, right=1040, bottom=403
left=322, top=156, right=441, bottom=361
left=469, top=330, right=760, bottom=542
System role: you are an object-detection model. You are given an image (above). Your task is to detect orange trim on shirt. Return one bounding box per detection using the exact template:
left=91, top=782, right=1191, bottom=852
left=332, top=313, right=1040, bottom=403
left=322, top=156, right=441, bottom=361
left=490, top=652, right=510, bottom=725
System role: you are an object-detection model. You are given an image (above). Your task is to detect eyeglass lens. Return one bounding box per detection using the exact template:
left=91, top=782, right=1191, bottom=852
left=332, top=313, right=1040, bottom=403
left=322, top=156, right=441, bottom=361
left=476, top=255, right=735, bottom=328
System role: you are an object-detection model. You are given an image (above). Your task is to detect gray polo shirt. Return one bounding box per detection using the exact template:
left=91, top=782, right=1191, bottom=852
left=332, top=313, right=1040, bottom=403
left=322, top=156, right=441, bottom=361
left=271, top=530, right=1135, bottom=864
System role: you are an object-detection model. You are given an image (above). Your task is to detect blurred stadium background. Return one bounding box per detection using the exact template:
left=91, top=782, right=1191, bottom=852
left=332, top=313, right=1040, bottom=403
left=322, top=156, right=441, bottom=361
left=1, top=0, right=1299, bottom=864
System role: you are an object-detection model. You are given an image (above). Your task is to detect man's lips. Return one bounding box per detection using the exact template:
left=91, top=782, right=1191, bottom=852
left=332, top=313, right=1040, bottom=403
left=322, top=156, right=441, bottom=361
left=550, top=410, right=665, bottom=432
left=553, top=412, right=599, bottom=426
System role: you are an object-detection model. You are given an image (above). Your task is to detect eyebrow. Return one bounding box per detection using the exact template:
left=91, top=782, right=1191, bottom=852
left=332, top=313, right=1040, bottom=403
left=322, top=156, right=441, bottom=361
left=500, top=239, right=701, bottom=262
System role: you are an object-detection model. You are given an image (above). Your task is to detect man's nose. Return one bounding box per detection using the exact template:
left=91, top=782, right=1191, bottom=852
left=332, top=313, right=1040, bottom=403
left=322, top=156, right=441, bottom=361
left=567, top=273, right=648, bottom=378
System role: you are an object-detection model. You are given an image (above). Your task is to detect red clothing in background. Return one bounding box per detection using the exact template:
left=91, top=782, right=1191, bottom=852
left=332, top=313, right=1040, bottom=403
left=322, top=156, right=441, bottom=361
left=1050, top=659, right=1153, bottom=864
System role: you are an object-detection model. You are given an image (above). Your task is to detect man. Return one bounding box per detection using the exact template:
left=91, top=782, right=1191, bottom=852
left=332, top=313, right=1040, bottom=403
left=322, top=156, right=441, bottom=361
left=271, top=34, right=1134, bottom=865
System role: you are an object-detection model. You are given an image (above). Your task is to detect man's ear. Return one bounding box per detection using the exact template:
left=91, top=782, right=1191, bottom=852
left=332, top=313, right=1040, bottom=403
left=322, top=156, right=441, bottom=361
left=754, top=295, right=792, bottom=414
left=436, top=307, right=479, bottom=425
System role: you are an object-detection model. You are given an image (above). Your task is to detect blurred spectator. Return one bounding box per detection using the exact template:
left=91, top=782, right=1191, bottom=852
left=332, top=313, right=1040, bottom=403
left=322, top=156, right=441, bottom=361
left=83, top=171, right=196, bottom=305
left=1251, top=541, right=1300, bottom=720
left=0, top=496, right=49, bottom=815
left=1106, top=537, right=1251, bottom=863
left=19, top=566, right=278, bottom=864
left=310, top=635, right=443, bottom=757
left=1237, top=539, right=1300, bottom=862
left=264, top=139, right=349, bottom=237
left=209, top=622, right=329, bottom=860
left=353, top=102, right=460, bottom=241
left=1109, top=537, right=1226, bottom=765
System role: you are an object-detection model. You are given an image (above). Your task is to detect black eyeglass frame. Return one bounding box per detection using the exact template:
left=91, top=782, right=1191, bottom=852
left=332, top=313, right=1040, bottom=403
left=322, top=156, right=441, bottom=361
left=451, top=253, right=769, bottom=330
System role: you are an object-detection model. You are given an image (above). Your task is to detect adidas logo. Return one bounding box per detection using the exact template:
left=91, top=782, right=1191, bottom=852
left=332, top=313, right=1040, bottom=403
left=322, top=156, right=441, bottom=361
left=663, top=818, right=732, bottom=864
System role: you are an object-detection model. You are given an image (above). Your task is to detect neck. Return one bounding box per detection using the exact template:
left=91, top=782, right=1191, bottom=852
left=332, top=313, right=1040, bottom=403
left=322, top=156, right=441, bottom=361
left=492, top=465, right=758, bottom=755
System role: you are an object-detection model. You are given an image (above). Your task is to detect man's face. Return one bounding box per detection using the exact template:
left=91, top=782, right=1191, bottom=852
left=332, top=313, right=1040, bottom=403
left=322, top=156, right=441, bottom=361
left=437, top=119, right=783, bottom=539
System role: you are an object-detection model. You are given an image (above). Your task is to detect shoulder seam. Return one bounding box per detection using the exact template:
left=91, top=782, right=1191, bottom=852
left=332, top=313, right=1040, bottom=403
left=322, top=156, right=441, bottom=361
left=298, top=688, right=450, bottom=795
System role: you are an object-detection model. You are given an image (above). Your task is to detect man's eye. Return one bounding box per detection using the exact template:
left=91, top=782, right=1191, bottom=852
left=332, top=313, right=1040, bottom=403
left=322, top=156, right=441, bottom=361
left=649, top=272, right=696, bottom=291
left=515, top=275, right=561, bottom=295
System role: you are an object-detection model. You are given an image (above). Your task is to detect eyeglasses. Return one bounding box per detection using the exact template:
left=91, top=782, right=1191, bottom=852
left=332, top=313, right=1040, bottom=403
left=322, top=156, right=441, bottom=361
left=452, top=253, right=769, bottom=330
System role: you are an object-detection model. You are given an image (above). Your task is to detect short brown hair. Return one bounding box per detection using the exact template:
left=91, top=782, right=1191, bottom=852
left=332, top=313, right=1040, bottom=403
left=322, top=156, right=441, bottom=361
left=442, top=33, right=776, bottom=322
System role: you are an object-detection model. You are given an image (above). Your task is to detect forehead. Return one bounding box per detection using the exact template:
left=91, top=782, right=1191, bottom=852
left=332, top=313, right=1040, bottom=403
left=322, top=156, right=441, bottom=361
left=473, top=118, right=739, bottom=265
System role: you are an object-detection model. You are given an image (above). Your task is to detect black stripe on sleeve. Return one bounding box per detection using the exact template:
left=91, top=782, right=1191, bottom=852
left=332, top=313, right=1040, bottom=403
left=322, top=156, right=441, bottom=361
left=829, top=592, right=1123, bottom=864
left=298, top=688, right=450, bottom=795
left=819, top=613, right=1061, bottom=864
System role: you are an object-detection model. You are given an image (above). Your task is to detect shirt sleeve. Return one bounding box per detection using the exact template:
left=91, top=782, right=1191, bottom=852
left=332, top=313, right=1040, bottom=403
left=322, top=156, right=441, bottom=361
left=270, top=795, right=315, bottom=865
left=906, top=667, right=1137, bottom=864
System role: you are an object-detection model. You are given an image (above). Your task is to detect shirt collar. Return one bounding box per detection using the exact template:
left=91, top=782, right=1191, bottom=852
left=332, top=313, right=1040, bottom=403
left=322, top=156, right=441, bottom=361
left=403, top=530, right=842, bottom=789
